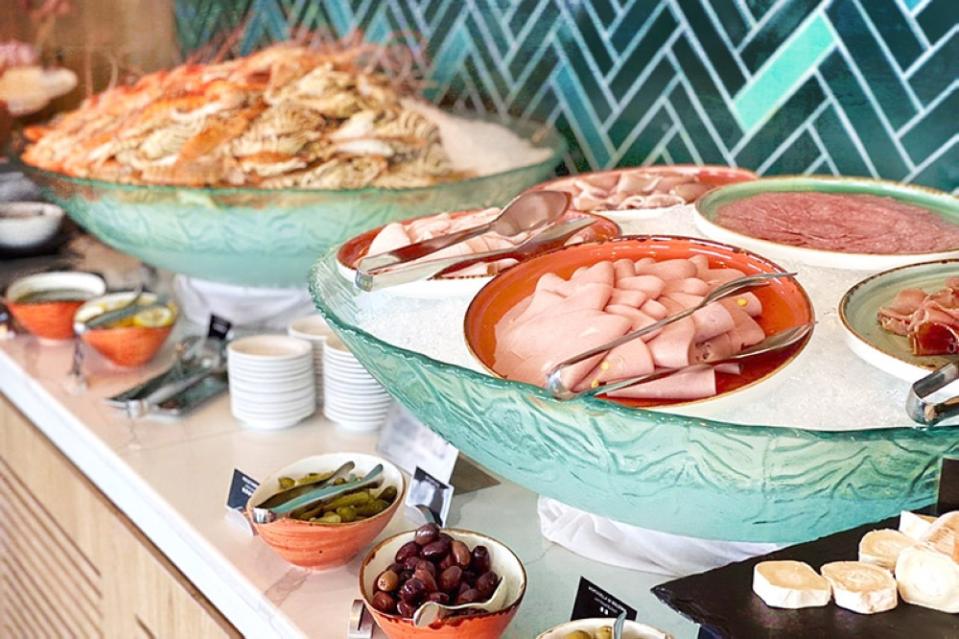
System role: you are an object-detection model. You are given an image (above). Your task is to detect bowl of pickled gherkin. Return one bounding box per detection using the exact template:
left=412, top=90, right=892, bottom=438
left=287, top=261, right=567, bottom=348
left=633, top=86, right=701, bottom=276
left=359, top=523, right=527, bottom=639
left=536, top=619, right=672, bottom=639
left=246, top=453, right=404, bottom=569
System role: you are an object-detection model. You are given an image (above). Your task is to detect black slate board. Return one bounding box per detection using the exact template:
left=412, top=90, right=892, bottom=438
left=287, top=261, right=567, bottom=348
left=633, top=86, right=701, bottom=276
left=652, top=508, right=959, bottom=639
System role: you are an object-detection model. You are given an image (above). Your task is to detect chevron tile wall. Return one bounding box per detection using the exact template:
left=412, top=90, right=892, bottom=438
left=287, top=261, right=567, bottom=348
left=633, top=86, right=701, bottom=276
left=174, top=0, right=958, bottom=192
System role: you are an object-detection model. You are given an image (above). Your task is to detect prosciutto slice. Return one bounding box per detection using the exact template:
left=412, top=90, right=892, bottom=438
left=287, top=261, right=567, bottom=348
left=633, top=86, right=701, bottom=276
left=492, top=256, right=770, bottom=401
left=878, top=278, right=959, bottom=355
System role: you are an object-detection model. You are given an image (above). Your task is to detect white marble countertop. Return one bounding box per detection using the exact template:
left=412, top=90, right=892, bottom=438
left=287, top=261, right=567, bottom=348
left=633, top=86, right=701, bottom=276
left=0, top=333, right=698, bottom=638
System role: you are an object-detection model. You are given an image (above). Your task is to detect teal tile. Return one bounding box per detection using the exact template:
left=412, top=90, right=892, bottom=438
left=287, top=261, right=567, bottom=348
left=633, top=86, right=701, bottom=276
left=733, top=13, right=835, bottom=132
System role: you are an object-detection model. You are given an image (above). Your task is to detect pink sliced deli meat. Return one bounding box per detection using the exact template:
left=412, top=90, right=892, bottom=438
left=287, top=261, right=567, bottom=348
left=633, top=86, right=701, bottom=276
left=878, top=279, right=959, bottom=354
left=492, top=256, right=770, bottom=400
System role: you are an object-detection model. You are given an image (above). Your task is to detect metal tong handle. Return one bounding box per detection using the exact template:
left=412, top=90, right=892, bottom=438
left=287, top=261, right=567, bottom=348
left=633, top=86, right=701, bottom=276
left=355, top=217, right=595, bottom=291
left=251, top=465, right=384, bottom=524
left=545, top=271, right=797, bottom=399
left=359, top=224, right=494, bottom=274
left=568, top=323, right=814, bottom=400
left=907, top=361, right=959, bottom=427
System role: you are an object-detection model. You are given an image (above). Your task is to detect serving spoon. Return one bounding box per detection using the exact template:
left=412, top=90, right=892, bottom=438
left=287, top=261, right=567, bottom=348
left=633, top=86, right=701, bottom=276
left=68, top=284, right=144, bottom=393
left=545, top=271, right=797, bottom=399
left=412, top=575, right=508, bottom=628
left=355, top=190, right=570, bottom=283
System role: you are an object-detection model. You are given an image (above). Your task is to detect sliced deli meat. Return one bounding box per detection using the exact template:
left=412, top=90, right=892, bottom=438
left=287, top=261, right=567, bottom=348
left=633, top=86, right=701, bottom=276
left=820, top=561, right=898, bottom=614
left=752, top=560, right=831, bottom=609
left=878, top=279, right=959, bottom=356
left=895, top=546, right=959, bottom=613
left=492, top=255, right=775, bottom=401
left=715, top=192, right=959, bottom=255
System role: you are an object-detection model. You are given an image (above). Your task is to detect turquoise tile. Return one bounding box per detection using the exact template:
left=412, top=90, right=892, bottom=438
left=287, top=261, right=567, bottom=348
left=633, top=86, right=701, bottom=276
left=733, top=13, right=835, bottom=132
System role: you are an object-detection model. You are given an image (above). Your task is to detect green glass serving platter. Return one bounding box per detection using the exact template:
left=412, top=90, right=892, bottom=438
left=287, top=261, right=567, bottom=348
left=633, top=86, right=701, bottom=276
left=20, top=115, right=564, bottom=288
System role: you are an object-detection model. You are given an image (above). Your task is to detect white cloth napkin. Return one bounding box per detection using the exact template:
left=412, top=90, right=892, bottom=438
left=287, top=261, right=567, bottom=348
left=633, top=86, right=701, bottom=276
left=538, top=497, right=781, bottom=577
left=174, top=275, right=315, bottom=331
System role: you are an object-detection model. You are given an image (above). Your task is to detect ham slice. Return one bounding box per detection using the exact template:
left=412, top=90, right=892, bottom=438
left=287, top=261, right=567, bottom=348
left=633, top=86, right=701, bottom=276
left=613, top=258, right=636, bottom=280
left=609, top=288, right=647, bottom=308
left=607, top=365, right=716, bottom=400
left=647, top=316, right=696, bottom=369
left=492, top=254, right=773, bottom=401
left=879, top=279, right=959, bottom=355
left=636, top=258, right=698, bottom=280
left=367, top=222, right=411, bottom=255
left=618, top=275, right=665, bottom=298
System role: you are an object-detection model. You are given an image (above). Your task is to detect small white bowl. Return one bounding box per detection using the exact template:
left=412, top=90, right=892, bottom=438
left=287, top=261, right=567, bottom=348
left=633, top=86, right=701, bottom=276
left=228, top=335, right=313, bottom=361
left=0, top=202, right=64, bottom=250
left=288, top=314, right=333, bottom=343
left=536, top=618, right=672, bottom=639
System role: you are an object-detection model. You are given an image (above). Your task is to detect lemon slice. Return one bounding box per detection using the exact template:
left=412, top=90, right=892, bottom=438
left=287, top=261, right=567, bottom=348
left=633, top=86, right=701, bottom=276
left=133, top=305, right=175, bottom=328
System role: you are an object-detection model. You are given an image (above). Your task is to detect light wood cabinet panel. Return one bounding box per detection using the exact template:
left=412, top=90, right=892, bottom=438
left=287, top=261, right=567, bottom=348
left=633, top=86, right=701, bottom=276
left=0, top=395, right=239, bottom=639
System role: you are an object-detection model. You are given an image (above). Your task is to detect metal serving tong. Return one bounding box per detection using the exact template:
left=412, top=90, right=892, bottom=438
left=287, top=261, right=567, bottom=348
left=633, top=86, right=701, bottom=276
left=907, top=361, right=959, bottom=427
left=251, top=464, right=384, bottom=524
left=357, top=216, right=596, bottom=291
left=560, top=323, right=814, bottom=401
left=545, top=271, right=798, bottom=400
left=355, top=190, right=571, bottom=291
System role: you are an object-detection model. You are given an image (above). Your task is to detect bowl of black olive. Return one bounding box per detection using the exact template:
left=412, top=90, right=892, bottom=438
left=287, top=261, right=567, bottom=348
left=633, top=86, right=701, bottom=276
left=359, top=523, right=526, bottom=638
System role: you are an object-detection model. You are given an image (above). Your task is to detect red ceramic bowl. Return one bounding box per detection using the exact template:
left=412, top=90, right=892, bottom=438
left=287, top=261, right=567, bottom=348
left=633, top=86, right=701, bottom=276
left=360, top=528, right=527, bottom=639
left=74, top=292, right=177, bottom=367
left=337, top=208, right=621, bottom=275
left=5, top=271, right=105, bottom=341
left=464, top=235, right=814, bottom=408
left=247, top=453, right=405, bottom=569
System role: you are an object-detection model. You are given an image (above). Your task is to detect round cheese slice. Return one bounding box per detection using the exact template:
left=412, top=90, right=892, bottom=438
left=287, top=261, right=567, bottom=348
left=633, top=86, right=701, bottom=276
left=820, top=561, right=898, bottom=614
left=859, top=529, right=921, bottom=570
left=753, top=560, right=831, bottom=609
left=921, top=511, right=959, bottom=559
left=899, top=511, right=936, bottom=541
left=895, top=545, right=959, bottom=613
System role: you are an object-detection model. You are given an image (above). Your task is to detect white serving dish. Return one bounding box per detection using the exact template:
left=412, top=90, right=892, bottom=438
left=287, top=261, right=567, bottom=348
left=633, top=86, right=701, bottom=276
left=0, top=201, right=63, bottom=250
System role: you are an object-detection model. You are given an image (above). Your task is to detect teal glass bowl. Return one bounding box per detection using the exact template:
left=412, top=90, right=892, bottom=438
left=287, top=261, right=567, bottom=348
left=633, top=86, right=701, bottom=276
left=309, top=248, right=959, bottom=544
left=20, top=115, right=564, bottom=288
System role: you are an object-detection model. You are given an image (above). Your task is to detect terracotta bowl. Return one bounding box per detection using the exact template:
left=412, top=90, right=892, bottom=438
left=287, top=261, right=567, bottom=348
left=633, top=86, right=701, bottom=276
left=246, top=453, right=405, bottom=569
left=464, top=235, right=814, bottom=409
left=74, top=292, right=177, bottom=367
left=5, top=271, right=105, bottom=341
left=360, top=528, right=527, bottom=639
left=536, top=618, right=672, bottom=639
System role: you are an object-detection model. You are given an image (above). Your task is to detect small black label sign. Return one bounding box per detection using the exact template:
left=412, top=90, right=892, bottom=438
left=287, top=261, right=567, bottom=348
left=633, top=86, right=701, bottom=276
left=226, top=469, right=259, bottom=510
left=571, top=577, right=637, bottom=621
left=938, top=457, right=959, bottom=515
left=208, top=314, right=232, bottom=340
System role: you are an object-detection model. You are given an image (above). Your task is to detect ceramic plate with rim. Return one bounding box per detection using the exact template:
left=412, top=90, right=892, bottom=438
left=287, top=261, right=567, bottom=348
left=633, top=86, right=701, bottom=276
left=336, top=209, right=620, bottom=298
left=695, top=176, right=959, bottom=271
left=464, top=235, right=815, bottom=410
left=840, top=259, right=959, bottom=382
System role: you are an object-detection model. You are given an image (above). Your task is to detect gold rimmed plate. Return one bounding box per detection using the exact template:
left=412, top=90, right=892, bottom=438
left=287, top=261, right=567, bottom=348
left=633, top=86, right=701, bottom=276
left=840, top=259, right=959, bottom=382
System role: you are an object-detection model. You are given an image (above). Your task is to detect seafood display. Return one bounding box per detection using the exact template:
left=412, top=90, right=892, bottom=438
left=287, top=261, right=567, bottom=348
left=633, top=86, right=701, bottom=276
left=714, top=192, right=959, bottom=254
left=878, top=278, right=959, bottom=355
left=21, top=44, right=461, bottom=188
left=491, top=255, right=770, bottom=401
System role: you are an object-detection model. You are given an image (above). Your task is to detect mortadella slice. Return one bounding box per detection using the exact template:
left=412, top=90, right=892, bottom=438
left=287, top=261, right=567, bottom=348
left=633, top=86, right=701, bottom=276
left=607, top=365, right=716, bottom=400
left=641, top=298, right=669, bottom=319
left=663, top=277, right=710, bottom=296
left=494, top=309, right=631, bottom=389
left=367, top=222, right=412, bottom=255
left=646, top=316, right=696, bottom=369
left=689, top=254, right=710, bottom=279
left=613, top=258, right=636, bottom=280
left=578, top=336, right=656, bottom=391
left=609, top=288, right=647, bottom=308
left=691, top=302, right=736, bottom=342
left=720, top=292, right=762, bottom=317
left=635, top=258, right=698, bottom=280
left=572, top=260, right=616, bottom=286
left=617, top=275, right=665, bottom=298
